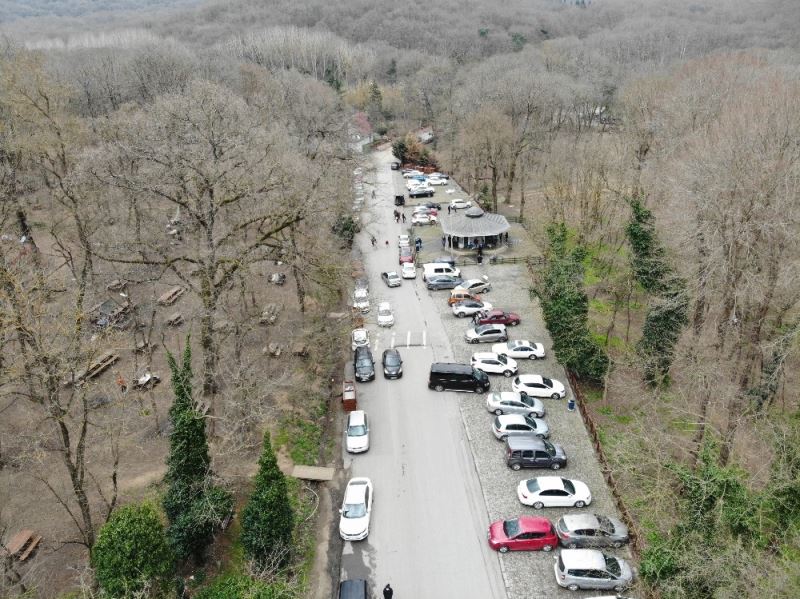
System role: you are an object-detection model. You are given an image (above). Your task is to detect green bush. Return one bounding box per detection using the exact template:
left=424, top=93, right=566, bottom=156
left=91, top=502, right=175, bottom=598
left=194, top=574, right=293, bottom=599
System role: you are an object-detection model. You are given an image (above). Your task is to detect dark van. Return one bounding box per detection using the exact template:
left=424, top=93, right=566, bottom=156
left=339, top=579, right=368, bottom=599
left=354, top=346, right=375, bottom=382
left=428, top=362, right=490, bottom=393
left=505, top=436, right=567, bottom=471
left=394, top=193, right=405, bottom=206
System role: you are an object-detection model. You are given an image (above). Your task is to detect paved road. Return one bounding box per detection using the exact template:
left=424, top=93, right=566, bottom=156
left=338, top=150, right=508, bottom=599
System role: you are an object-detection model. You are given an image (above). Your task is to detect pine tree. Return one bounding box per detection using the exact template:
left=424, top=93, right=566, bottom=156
left=240, top=431, right=295, bottom=568
left=162, top=339, right=232, bottom=563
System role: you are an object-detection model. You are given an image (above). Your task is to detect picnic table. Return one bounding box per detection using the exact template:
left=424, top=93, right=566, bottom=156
left=2, top=529, right=41, bottom=561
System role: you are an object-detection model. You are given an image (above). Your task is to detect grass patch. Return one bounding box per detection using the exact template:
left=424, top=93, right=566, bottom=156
left=275, top=416, right=322, bottom=465
left=583, top=387, right=604, bottom=403
left=590, top=298, right=613, bottom=314
left=598, top=405, right=614, bottom=416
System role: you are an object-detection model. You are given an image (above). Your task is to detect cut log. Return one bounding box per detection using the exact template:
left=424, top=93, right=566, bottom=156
left=157, top=286, right=184, bottom=306
left=166, top=312, right=184, bottom=327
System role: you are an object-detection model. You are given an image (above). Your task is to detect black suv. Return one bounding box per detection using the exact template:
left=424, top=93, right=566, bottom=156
left=353, top=346, right=375, bottom=382
left=505, top=437, right=567, bottom=471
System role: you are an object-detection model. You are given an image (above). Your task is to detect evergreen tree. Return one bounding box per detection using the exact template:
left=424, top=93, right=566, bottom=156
left=91, top=502, right=175, bottom=598
left=240, top=431, right=295, bottom=568
left=162, top=339, right=232, bottom=563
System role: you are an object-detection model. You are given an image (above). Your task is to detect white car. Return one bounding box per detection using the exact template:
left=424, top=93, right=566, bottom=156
left=339, top=477, right=373, bottom=540
left=492, top=340, right=545, bottom=360
left=493, top=413, right=549, bottom=440
left=517, top=477, right=592, bottom=509
left=381, top=271, right=402, bottom=288
left=402, top=169, right=423, bottom=178
left=450, top=198, right=472, bottom=210
left=401, top=262, right=416, bottom=279
left=427, top=177, right=449, bottom=186
left=411, top=213, right=437, bottom=225
left=345, top=410, right=369, bottom=453
left=377, top=302, right=395, bottom=327
left=407, top=179, right=428, bottom=190
left=353, top=288, right=370, bottom=313
left=512, top=375, right=566, bottom=399
left=485, top=391, right=545, bottom=417
left=351, top=328, right=370, bottom=351
left=470, top=352, right=518, bottom=377
left=398, top=234, right=410, bottom=247
left=452, top=300, right=492, bottom=317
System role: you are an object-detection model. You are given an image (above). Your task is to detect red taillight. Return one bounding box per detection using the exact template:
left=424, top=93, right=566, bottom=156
left=561, top=532, right=570, bottom=538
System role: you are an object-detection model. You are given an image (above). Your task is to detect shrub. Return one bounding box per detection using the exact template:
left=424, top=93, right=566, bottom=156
left=194, top=574, right=293, bottom=599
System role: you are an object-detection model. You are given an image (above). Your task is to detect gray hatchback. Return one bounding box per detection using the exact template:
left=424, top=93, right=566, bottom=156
left=556, top=513, right=629, bottom=549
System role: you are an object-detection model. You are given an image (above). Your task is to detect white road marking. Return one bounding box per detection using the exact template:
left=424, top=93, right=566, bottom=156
left=422, top=330, right=427, bottom=347
left=406, top=331, right=411, bottom=347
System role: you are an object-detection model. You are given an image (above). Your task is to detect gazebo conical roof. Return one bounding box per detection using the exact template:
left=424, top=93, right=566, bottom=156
left=441, top=209, right=510, bottom=237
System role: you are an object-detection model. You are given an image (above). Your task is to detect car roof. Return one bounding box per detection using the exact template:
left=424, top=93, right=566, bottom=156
left=506, top=436, right=546, bottom=450
left=492, top=391, right=526, bottom=402
left=484, top=309, right=505, bottom=317
left=477, top=323, right=505, bottom=331
left=472, top=352, right=499, bottom=360
left=560, top=548, right=606, bottom=570
left=348, top=410, right=366, bottom=426
left=511, top=340, right=532, bottom=347
left=385, top=271, right=398, bottom=276
left=516, top=515, right=553, bottom=533
left=383, top=348, right=399, bottom=358
left=535, top=476, right=567, bottom=490
left=378, top=302, right=391, bottom=310
left=561, top=514, right=601, bottom=530
left=344, top=478, right=371, bottom=502
left=498, top=413, right=529, bottom=425
left=518, top=374, right=544, bottom=384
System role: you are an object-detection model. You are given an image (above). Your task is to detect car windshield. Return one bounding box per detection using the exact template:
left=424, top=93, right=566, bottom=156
left=342, top=502, right=366, bottom=518
left=385, top=353, right=400, bottom=366
left=473, top=367, right=488, bottom=382
left=544, top=440, right=556, bottom=455
left=356, top=357, right=371, bottom=367
left=513, top=377, right=521, bottom=385
left=562, top=478, right=576, bottom=494
left=348, top=425, right=367, bottom=437
left=379, top=307, right=391, bottom=316
left=604, top=555, right=621, bottom=577
left=526, top=479, right=540, bottom=493
left=354, top=289, right=368, bottom=299
left=503, top=518, right=520, bottom=538
left=520, top=395, right=535, bottom=407
left=497, top=354, right=508, bottom=365
left=597, top=515, right=614, bottom=533
left=542, top=377, right=553, bottom=387
left=524, top=416, right=538, bottom=429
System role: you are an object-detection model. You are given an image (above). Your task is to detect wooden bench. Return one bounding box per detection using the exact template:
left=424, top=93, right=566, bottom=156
left=166, top=312, right=184, bottom=327
left=2, top=529, right=42, bottom=561
left=64, top=352, right=119, bottom=387
left=157, top=286, right=184, bottom=306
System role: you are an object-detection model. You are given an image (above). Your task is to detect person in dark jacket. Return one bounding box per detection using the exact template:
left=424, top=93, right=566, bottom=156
left=383, top=584, right=393, bottom=599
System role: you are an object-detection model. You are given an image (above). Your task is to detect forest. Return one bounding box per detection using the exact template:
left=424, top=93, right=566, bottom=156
left=2, top=0, right=800, bottom=597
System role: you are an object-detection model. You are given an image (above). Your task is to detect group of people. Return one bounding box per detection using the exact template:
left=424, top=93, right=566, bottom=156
left=392, top=209, right=406, bottom=223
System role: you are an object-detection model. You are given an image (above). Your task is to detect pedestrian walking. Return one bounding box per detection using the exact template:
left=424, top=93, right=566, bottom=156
left=447, top=205, right=452, bottom=215
left=395, top=214, right=400, bottom=223
left=371, top=236, right=377, bottom=248
left=383, top=584, right=393, bottom=599
left=401, top=213, right=406, bottom=223
left=442, top=235, right=446, bottom=248
left=372, top=189, right=376, bottom=198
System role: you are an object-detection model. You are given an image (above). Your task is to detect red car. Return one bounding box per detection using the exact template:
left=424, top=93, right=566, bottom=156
left=399, top=247, right=414, bottom=264
left=488, top=516, right=557, bottom=553
left=474, top=309, right=521, bottom=326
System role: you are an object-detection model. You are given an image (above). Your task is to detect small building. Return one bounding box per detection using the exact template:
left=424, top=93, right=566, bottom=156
left=415, top=126, right=434, bottom=144
left=440, top=207, right=510, bottom=250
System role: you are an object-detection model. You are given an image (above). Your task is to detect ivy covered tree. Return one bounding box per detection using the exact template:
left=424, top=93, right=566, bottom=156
left=163, top=340, right=233, bottom=563
left=240, top=431, right=295, bottom=568
left=537, top=223, right=609, bottom=384
left=625, top=196, right=668, bottom=293
left=91, top=502, right=175, bottom=598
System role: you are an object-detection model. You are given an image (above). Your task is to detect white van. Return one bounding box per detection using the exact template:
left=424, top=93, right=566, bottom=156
left=422, top=262, right=461, bottom=281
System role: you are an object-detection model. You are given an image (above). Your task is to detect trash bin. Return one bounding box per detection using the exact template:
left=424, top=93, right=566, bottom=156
left=567, top=398, right=576, bottom=411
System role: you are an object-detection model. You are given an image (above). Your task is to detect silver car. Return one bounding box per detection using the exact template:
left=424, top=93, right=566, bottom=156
left=492, top=413, right=550, bottom=440
left=464, top=324, right=508, bottom=344
left=554, top=549, right=633, bottom=592
left=556, top=514, right=629, bottom=549
left=485, top=391, right=545, bottom=417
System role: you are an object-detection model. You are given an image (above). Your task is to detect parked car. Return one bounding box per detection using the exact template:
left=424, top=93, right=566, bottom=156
left=487, top=516, right=558, bottom=553
left=423, top=263, right=460, bottom=280
left=506, top=436, right=567, bottom=470
left=430, top=172, right=450, bottom=180
left=426, top=275, right=464, bottom=290
left=412, top=205, right=438, bottom=216
left=517, top=477, right=592, bottom=509
left=428, top=362, right=490, bottom=393
left=512, top=374, right=566, bottom=399
left=411, top=212, right=437, bottom=224
left=554, top=549, right=634, bottom=592
left=448, top=289, right=481, bottom=305
left=402, top=169, right=423, bottom=178
left=351, top=328, right=370, bottom=351
left=339, top=477, right=373, bottom=541
left=352, top=288, right=370, bottom=313
left=450, top=198, right=472, bottom=210
left=556, top=514, right=629, bottom=549
left=427, top=176, right=449, bottom=186
left=381, top=271, right=402, bottom=287
left=473, top=309, right=521, bottom=326
left=399, top=246, right=414, bottom=264
left=377, top=302, right=395, bottom=327
left=492, top=339, right=545, bottom=360
left=401, top=262, right=416, bottom=278
left=454, top=276, right=491, bottom=294
left=492, top=413, right=549, bottom=440
left=382, top=348, right=403, bottom=379
left=470, top=352, right=518, bottom=377
left=345, top=410, right=370, bottom=453
left=422, top=201, right=442, bottom=210
left=409, top=186, right=435, bottom=198
left=353, top=346, right=375, bottom=382
left=452, top=299, right=493, bottom=317
left=398, top=234, right=410, bottom=247
left=338, top=579, right=368, bottom=599
left=464, top=324, right=508, bottom=344
left=485, top=391, right=545, bottom=418
left=390, top=161, right=400, bottom=170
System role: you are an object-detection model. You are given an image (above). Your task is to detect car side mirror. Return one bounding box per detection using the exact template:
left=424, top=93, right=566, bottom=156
left=338, top=508, right=343, bottom=514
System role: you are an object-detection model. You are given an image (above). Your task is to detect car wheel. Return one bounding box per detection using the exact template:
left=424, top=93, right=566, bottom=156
left=494, top=409, right=503, bottom=415
left=503, top=370, right=513, bottom=377
left=457, top=312, right=465, bottom=317
left=470, top=338, right=479, bottom=344
left=551, top=393, right=561, bottom=399
left=498, top=545, right=509, bottom=554
left=511, top=463, right=521, bottom=471
left=510, top=320, right=519, bottom=326
left=574, top=500, right=586, bottom=508
left=533, top=501, right=544, bottom=509
left=529, top=354, right=537, bottom=360
left=435, top=384, right=444, bottom=392
left=501, top=335, right=508, bottom=341
left=542, top=544, right=553, bottom=552
left=499, top=434, right=508, bottom=441
left=614, top=585, right=626, bottom=593
left=612, top=541, right=623, bottom=548
left=567, top=542, right=578, bottom=549
left=551, top=463, right=561, bottom=470
left=567, top=584, right=580, bottom=591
